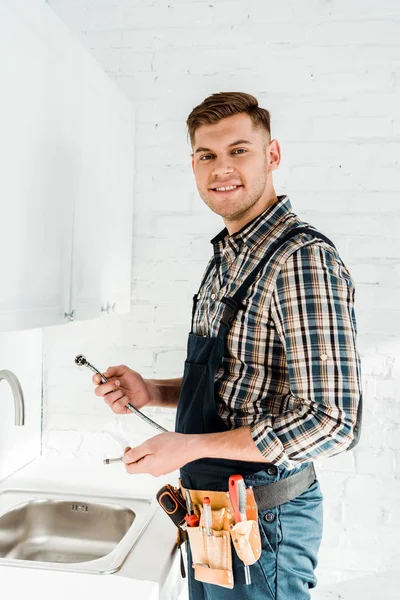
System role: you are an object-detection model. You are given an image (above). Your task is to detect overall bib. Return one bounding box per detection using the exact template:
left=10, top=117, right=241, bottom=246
left=175, top=227, right=333, bottom=600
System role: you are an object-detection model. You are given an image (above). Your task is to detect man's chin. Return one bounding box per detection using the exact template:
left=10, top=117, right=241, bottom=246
left=206, top=205, right=237, bottom=220
left=204, top=199, right=248, bottom=220
left=207, top=202, right=250, bottom=221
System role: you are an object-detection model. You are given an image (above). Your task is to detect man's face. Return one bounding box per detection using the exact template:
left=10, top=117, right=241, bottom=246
left=191, top=113, right=280, bottom=228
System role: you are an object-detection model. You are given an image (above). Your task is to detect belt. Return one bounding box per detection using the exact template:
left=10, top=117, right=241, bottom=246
left=180, top=463, right=317, bottom=512
left=253, top=463, right=317, bottom=511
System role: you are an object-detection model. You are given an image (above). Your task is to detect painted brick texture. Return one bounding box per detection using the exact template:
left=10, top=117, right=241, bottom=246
left=45, top=1, right=400, bottom=596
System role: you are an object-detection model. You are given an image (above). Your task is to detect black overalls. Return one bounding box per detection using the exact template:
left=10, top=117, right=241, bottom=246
left=175, top=227, right=338, bottom=599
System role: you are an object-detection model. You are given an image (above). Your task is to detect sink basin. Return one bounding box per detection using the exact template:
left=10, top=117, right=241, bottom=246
left=0, top=489, right=157, bottom=574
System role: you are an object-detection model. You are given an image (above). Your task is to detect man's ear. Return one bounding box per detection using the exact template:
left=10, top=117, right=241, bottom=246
left=268, top=139, right=281, bottom=172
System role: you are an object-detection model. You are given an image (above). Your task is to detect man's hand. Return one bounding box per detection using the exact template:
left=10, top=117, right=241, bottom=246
left=92, top=364, right=154, bottom=415
left=122, top=432, right=197, bottom=477
left=121, top=427, right=271, bottom=477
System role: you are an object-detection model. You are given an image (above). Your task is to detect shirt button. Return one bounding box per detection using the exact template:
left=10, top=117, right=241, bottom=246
left=264, top=512, right=275, bottom=523
left=320, top=354, right=328, bottom=361
left=210, top=293, right=216, bottom=301
left=267, top=466, right=277, bottom=476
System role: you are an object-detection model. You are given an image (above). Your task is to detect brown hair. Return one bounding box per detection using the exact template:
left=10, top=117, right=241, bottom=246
left=186, top=92, right=271, bottom=150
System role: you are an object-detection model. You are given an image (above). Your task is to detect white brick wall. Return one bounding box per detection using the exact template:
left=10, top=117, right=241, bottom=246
left=44, top=1, right=400, bottom=597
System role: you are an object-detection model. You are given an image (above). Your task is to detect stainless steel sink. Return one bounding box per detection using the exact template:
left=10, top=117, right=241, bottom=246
left=0, top=489, right=157, bottom=574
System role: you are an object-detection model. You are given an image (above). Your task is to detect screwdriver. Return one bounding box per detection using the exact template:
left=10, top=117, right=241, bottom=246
left=229, top=474, right=251, bottom=585
left=203, top=497, right=213, bottom=536
left=184, top=489, right=200, bottom=528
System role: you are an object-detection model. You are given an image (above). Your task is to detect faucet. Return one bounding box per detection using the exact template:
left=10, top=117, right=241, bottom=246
left=0, top=370, right=25, bottom=426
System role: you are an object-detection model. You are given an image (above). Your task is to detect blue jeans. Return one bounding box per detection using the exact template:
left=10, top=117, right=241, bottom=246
left=185, top=462, right=323, bottom=600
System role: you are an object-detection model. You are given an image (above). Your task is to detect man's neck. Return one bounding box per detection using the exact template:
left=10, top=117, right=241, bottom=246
left=224, top=193, right=278, bottom=235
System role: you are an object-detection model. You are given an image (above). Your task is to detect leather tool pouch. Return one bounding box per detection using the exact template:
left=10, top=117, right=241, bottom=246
left=181, top=482, right=262, bottom=589
left=229, top=487, right=262, bottom=567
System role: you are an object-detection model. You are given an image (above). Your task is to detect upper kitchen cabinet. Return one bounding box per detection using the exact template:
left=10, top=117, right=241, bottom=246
left=0, top=0, right=135, bottom=332
left=69, top=67, right=134, bottom=323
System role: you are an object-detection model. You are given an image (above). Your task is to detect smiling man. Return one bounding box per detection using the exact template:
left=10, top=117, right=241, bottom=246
left=93, top=92, right=362, bottom=600
left=193, top=115, right=277, bottom=231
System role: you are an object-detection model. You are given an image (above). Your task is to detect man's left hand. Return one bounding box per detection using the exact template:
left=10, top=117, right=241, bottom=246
left=122, top=432, right=197, bottom=476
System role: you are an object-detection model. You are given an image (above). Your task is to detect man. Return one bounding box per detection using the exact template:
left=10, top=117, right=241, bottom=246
left=93, top=92, right=362, bottom=599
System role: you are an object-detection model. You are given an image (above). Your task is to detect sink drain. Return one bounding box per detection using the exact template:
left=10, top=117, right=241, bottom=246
left=71, top=504, right=88, bottom=512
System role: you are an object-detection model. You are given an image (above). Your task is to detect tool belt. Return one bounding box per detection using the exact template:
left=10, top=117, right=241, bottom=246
left=180, top=463, right=317, bottom=589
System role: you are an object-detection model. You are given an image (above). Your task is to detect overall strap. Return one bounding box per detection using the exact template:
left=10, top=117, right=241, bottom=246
left=218, top=226, right=337, bottom=333
left=191, top=258, right=216, bottom=331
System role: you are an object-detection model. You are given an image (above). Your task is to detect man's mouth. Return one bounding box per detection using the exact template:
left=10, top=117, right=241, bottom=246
left=210, top=185, right=243, bottom=194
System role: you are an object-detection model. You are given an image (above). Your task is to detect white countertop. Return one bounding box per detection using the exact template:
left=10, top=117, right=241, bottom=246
left=0, top=456, right=183, bottom=600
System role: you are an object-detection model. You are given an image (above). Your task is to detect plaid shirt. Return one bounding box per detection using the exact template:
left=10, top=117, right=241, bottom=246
left=193, top=195, right=362, bottom=469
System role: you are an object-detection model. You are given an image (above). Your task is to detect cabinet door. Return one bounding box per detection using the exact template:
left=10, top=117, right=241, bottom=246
left=100, top=96, right=135, bottom=317
left=0, top=1, right=74, bottom=331
left=68, top=62, right=134, bottom=322
left=0, top=1, right=134, bottom=331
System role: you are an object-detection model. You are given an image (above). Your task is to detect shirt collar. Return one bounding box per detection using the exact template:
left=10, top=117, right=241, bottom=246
left=210, top=195, right=292, bottom=251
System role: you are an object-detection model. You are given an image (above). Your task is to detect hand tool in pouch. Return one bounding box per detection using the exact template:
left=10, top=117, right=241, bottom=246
left=156, top=484, right=188, bottom=578
left=229, top=474, right=252, bottom=585
left=184, top=489, right=200, bottom=528
left=203, top=496, right=212, bottom=535
left=156, top=484, right=188, bottom=529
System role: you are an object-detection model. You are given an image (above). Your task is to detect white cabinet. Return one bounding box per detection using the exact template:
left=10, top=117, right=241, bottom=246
left=68, top=59, right=134, bottom=323
left=0, top=0, right=134, bottom=332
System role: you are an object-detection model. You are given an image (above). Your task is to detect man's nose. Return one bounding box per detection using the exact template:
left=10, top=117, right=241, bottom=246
left=211, top=156, right=234, bottom=176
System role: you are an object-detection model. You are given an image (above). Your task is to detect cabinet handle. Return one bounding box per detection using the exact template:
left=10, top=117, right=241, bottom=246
left=101, top=302, right=116, bottom=315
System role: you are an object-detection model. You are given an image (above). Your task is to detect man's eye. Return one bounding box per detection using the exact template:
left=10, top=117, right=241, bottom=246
left=200, top=149, right=246, bottom=161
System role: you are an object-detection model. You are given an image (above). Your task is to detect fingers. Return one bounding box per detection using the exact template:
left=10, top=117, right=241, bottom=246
left=91, top=366, right=131, bottom=415
left=92, top=372, right=109, bottom=384
left=102, top=391, right=132, bottom=414
left=125, top=459, right=148, bottom=475
left=93, top=378, right=120, bottom=397
left=123, top=450, right=156, bottom=475
left=102, top=366, right=118, bottom=379
left=92, top=377, right=127, bottom=413
left=123, top=443, right=150, bottom=465
left=92, top=365, right=126, bottom=384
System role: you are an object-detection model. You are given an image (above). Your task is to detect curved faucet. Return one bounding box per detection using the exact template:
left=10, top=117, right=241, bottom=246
left=0, top=370, right=25, bottom=426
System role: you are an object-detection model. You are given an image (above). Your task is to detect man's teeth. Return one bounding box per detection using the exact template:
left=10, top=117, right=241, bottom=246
left=214, top=185, right=240, bottom=191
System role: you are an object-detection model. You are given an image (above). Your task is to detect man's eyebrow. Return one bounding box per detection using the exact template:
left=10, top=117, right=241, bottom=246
left=194, top=139, right=253, bottom=154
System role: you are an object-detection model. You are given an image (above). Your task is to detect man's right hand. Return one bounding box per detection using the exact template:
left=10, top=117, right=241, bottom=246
left=92, top=365, right=152, bottom=415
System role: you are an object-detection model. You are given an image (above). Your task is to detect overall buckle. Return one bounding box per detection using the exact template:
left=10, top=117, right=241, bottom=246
left=220, top=297, right=239, bottom=327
